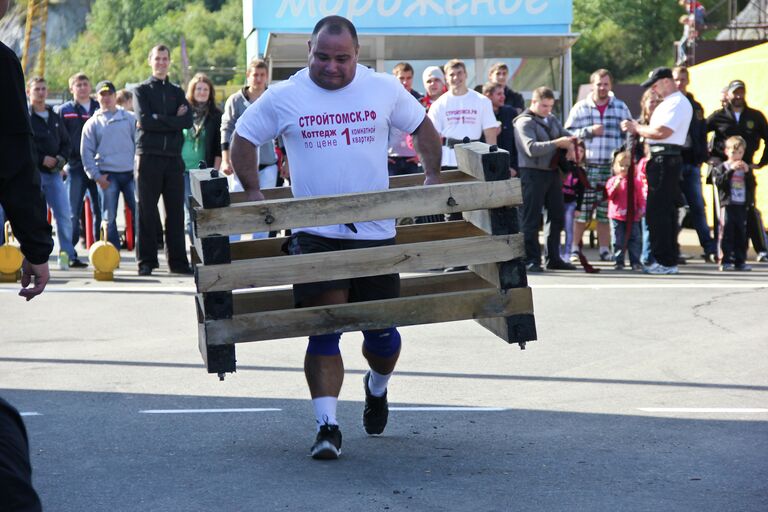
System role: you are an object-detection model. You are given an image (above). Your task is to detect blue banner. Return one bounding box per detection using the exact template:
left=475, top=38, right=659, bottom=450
left=250, top=0, right=572, bottom=32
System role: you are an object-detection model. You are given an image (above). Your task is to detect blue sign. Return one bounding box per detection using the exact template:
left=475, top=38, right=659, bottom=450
left=249, top=0, right=573, bottom=33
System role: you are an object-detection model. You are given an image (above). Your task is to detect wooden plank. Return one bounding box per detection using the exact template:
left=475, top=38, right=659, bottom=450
left=195, top=234, right=524, bottom=292
left=189, top=168, right=230, bottom=209
left=454, top=142, right=511, bottom=182
left=475, top=314, right=538, bottom=346
left=223, top=221, right=486, bottom=261
left=231, top=270, right=491, bottom=315
left=227, top=170, right=477, bottom=203
left=196, top=297, right=237, bottom=374
left=463, top=208, right=519, bottom=236
left=470, top=261, right=528, bottom=290
left=203, top=286, right=534, bottom=345
left=193, top=180, right=522, bottom=237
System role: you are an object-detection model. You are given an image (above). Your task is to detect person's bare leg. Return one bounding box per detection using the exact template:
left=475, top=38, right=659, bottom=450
left=573, top=221, right=587, bottom=252
left=362, top=347, right=400, bottom=375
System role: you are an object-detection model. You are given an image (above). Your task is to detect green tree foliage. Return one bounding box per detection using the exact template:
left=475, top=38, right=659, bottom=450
left=572, top=0, right=684, bottom=87
left=46, top=0, right=245, bottom=90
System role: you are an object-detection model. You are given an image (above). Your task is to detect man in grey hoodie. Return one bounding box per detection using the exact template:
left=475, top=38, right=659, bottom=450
left=81, top=80, right=137, bottom=249
left=514, top=86, right=577, bottom=272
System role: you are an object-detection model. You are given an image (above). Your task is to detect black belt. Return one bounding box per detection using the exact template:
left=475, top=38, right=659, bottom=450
left=649, top=144, right=682, bottom=156
left=258, top=163, right=276, bottom=170
left=444, top=137, right=479, bottom=149
left=390, top=155, right=416, bottom=160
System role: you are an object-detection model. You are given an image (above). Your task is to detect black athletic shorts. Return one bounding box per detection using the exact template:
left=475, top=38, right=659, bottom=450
left=287, top=232, right=400, bottom=307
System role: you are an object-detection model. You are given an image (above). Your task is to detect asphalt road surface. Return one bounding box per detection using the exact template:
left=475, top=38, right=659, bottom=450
left=1, top=249, right=766, bottom=511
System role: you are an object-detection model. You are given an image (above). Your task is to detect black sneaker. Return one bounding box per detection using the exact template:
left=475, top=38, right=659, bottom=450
left=169, top=265, right=194, bottom=275
left=363, top=371, right=388, bottom=435
left=70, top=258, right=88, bottom=268
left=138, top=265, right=153, bottom=276
left=310, top=424, right=342, bottom=460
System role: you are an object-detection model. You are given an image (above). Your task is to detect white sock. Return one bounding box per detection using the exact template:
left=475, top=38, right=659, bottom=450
left=312, top=396, right=338, bottom=430
left=367, top=369, right=391, bottom=397
left=572, top=244, right=579, bottom=253
left=599, top=245, right=609, bottom=254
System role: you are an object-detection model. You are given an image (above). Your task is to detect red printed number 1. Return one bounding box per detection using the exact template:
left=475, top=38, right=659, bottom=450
left=341, top=127, right=351, bottom=145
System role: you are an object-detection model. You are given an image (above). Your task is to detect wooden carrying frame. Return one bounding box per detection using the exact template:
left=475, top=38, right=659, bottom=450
left=191, top=142, right=536, bottom=378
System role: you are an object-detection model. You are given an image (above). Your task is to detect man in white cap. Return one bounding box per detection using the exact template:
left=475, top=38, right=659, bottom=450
left=421, top=65, right=446, bottom=111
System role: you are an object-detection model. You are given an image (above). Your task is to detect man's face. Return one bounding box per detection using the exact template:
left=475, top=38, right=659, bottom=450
left=446, top=66, right=466, bottom=90
left=149, top=48, right=170, bottom=78
left=531, top=97, right=554, bottom=117
left=490, top=67, right=508, bottom=86
left=591, top=75, right=611, bottom=101
left=395, top=70, right=413, bottom=91
left=651, top=78, right=675, bottom=97
left=71, top=79, right=92, bottom=101
left=247, top=67, right=268, bottom=90
left=98, top=91, right=116, bottom=111
left=487, top=87, right=505, bottom=109
left=729, top=87, right=745, bottom=109
left=27, top=81, right=47, bottom=103
left=426, top=77, right=444, bottom=97
left=673, top=71, right=689, bottom=92
left=307, top=27, right=358, bottom=91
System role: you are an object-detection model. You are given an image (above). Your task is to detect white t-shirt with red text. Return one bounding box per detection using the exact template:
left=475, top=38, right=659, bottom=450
left=235, top=65, right=426, bottom=240
left=427, top=89, right=497, bottom=167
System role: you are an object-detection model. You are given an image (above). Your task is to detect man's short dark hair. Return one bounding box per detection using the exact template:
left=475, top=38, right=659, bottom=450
left=672, top=65, right=689, bottom=77
left=148, top=44, right=171, bottom=60
left=532, top=86, right=555, bottom=102
left=27, top=76, right=46, bottom=89
left=68, top=72, right=89, bottom=89
left=590, top=69, right=613, bottom=84
left=247, top=58, right=268, bottom=75
left=482, top=81, right=504, bottom=96
left=311, top=15, right=359, bottom=48
left=393, top=62, right=414, bottom=75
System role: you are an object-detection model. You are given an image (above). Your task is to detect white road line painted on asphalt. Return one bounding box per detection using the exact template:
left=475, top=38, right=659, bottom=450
left=20, top=412, right=41, bottom=417
left=0, top=286, right=196, bottom=294
left=533, top=283, right=767, bottom=290
left=2, top=283, right=765, bottom=294
left=139, top=408, right=282, bottom=414
left=389, top=407, right=507, bottom=412
left=638, top=408, right=768, bottom=413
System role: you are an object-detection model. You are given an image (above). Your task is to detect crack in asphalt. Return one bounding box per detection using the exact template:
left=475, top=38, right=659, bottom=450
left=691, top=289, right=761, bottom=334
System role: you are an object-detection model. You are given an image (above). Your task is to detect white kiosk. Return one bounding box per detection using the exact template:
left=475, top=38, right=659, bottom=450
left=242, top=0, right=578, bottom=112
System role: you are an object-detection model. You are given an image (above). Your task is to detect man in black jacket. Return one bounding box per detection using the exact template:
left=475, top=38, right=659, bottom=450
left=0, top=1, right=49, bottom=508
left=482, top=81, right=518, bottom=173
left=27, top=77, right=80, bottom=269
left=133, top=44, right=194, bottom=276
left=706, top=79, right=768, bottom=261
left=673, top=66, right=717, bottom=262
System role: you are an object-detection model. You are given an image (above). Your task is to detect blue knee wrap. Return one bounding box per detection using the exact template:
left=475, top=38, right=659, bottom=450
left=307, top=333, right=341, bottom=356
left=362, top=328, right=401, bottom=358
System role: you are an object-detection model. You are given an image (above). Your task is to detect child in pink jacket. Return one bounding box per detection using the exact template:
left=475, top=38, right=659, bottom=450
left=606, top=150, right=646, bottom=270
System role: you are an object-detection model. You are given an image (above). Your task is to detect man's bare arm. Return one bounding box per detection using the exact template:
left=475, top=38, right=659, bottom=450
left=483, top=127, right=498, bottom=146
left=411, top=117, right=442, bottom=185
left=230, top=132, right=264, bottom=201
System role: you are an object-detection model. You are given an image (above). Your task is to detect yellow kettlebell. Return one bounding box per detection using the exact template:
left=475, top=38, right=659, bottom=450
left=88, top=222, right=120, bottom=281
left=0, top=222, right=24, bottom=282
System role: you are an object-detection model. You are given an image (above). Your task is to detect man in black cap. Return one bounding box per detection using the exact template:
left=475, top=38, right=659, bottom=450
left=706, top=79, right=768, bottom=262
left=622, top=67, right=692, bottom=274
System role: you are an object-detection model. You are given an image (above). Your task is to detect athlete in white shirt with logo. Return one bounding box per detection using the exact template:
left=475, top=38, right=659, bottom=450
left=231, top=15, right=442, bottom=460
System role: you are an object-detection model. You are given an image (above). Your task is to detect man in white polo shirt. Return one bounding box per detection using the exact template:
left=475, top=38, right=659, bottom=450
left=230, top=15, right=442, bottom=460
left=622, top=67, right=692, bottom=274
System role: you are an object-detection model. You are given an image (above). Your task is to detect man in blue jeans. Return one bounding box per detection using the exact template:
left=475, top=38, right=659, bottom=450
left=27, top=76, right=81, bottom=269
left=81, top=81, right=137, bottom=248
left=673, top=66, right=717, bottom=262
left=57, top=72, right=102, bottom=256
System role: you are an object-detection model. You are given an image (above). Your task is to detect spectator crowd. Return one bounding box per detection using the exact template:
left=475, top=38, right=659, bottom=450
left=3, top=44, right=767, bottom=278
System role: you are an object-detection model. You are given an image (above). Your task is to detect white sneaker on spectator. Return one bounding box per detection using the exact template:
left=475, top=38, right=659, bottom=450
left=643, top=263, right=678, bottom=275
left=569, top=252, right=580, bottom=263
left=757, top=252, right=768, bottom=263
